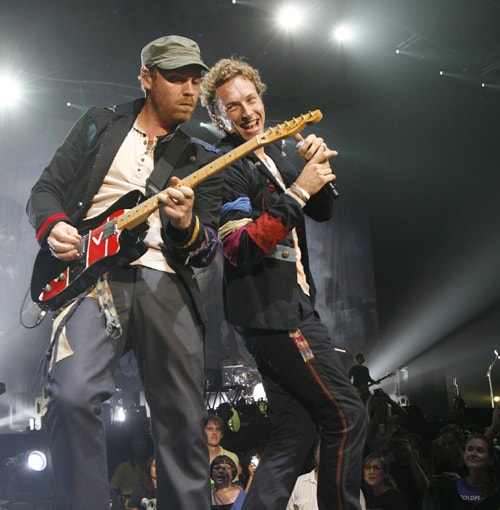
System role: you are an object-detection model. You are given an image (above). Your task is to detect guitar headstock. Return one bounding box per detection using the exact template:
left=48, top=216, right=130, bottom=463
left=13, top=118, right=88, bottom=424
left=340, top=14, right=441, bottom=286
left=256, top=110, right=323, bottom=146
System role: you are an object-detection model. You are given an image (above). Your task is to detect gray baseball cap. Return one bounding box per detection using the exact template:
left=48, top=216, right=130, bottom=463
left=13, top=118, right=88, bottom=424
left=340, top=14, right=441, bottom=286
left=141, top=35, right=208, bottom=72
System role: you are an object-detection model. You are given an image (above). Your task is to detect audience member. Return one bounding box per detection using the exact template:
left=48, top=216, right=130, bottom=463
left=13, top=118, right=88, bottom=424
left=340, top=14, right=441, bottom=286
left=484, top=405, right=500, bottom=442
left=127, top=456, right=157, bottom=510
left=434, top=423, right=468, bottom=477
left=366, top=389, right=408, bottom=455
left=110, top=435, right=152, bottom=509
left=362, top=453, right=407, bottom=510
left=286, top=439, right=321, bottom=510
left=439, top=434, right=499, bottom=509
left=205, top=415, right=241, bottom=481
left=239, top=448, right=262, bottom=493
left=286, top=438, right=367, bottom=510
left=382, top=432, right=429, bottom=510
left=210, top=455, right=246, bottom=510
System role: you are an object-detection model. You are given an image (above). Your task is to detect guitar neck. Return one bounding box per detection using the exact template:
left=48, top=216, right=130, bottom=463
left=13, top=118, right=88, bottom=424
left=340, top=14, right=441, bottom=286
left=116, top=109, right=323, bottom=232
left=115, top=136, right=262, bottom=232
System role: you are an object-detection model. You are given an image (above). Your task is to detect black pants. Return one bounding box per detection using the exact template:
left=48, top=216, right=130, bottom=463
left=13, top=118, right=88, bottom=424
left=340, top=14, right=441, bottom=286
left=240, top=293, right=366, bottom=510
left=45, top=266, right=209, bottom=510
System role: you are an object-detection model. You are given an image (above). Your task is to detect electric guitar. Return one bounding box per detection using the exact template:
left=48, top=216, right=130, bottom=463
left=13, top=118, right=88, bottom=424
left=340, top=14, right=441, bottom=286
left=30, top=110, right=323, bottom=311
left=355, top=371, right=396, bottom=398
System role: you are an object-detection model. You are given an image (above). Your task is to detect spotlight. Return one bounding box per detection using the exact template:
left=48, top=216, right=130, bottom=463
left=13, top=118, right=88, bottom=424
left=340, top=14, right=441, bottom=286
left=275, top=4, right=306, bottom=30
left=1, top=450, right=47, bottom=473
left=0, top=449, right=51, bottom=505
left=333, top=25, right=352, bottom=43
left=0, top=74, right=22, bottom=108
left=26, top=450, right=47, bottom=472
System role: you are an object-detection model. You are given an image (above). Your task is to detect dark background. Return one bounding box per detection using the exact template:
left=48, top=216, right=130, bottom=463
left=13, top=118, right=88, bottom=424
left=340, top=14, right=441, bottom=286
left=0, top=0, right=499, bottom=430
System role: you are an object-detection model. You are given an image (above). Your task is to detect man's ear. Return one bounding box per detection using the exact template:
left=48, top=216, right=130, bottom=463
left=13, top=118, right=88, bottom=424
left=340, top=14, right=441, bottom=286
left=140, top=66, right=152, bottom=89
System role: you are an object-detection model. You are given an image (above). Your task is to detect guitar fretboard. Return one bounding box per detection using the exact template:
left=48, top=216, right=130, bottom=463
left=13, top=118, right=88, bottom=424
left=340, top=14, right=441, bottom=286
left=116, top=110, right=323, bottom=232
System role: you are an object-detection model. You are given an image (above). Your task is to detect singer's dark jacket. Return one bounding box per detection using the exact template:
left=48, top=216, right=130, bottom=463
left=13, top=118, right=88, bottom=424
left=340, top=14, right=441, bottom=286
left=217, top=133, right=335, bottom=331
left=26, top=98, right=222, bottom=324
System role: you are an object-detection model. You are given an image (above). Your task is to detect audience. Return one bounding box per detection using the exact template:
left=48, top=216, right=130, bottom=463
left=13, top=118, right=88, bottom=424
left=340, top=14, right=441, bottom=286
left=366, top=389, right=408, bottom=455
left=362, top=453, right=407, bottom=510
left=205, top=415, right=241, bottom=484
left=439, top=434, right=499, bottom=509
left=109, top=434, right=152, bottom=509
left=210, top=455, right=246, bottom=510
left=484, top=405, right=500, bottom=442
left=434, top=423, right=468, bottom=477
left=127, top=456, right=157, bottom=510
left=286, top=439, right=320, bottom=510
left=381, top=431, right=429, bottom=510
left=239, top=448, right=262, bottom=493
left=100, top=375, right=500, bottom=509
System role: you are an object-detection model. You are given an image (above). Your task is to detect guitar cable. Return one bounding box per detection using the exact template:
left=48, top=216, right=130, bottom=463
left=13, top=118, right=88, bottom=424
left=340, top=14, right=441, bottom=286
left=19, top=287, right=47, bottom=329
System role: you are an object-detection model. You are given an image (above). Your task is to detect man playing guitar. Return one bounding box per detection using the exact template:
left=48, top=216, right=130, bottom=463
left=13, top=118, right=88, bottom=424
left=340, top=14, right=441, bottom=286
left=348, top=353, right=392, bottom=404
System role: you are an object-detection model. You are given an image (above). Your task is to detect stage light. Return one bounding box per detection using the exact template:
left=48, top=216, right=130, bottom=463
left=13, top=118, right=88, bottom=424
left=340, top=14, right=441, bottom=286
left=0, top=449, right=51, bottom=505
left=333, top=25, right=352, bottom=43
left=275, top=4, right=306, bottom=31
left=252, top=383, right=266, bottom=402
left=26, top=451, right=47, bottom=472
left=1, top=450, right=47, bottom=473
left=113, top=405, right=126, bottom=423
left=0, top=74, right=22, bottom=108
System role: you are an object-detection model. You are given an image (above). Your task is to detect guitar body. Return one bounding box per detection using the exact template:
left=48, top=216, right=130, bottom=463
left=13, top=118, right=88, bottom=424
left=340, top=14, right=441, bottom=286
left=30, top=190, right=148, bottom=310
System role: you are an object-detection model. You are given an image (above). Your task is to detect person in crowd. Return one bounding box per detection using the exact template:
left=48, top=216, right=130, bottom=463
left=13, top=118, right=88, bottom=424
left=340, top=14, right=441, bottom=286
left=210, top=455, right=246, bottom=510
left=205, top=415, right=241, bottom=482
left=366, top=389, right=408, bottom=455
left=110, top=435, right=152, bottom=508
left=433, top=423, right=468, bottom=478
left=484, top=404, right=500, bottom=442
left=200, top=57, right=366, bottom=510
left=239, top=448, right=262, bottom=493
left=439, top=434, right=499, bottom=509
left=26, top=35, right=223, bottom=510
left=348, top=353, right=380, bottom=404
left=362, top=453, right=407, bottom=510
left=426, top=422, right=470, bottom=509
left=286, top=438, right=367, bottom=510
left=127, top=456, right=157, bottom=510
left=286, top=437, right=321, bottom=510
left=382, top=432, right=429, bottom=510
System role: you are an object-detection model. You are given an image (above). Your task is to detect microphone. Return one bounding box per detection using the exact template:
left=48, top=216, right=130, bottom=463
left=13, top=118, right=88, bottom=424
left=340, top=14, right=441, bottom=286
left=295, top=140, right=340, bottom=198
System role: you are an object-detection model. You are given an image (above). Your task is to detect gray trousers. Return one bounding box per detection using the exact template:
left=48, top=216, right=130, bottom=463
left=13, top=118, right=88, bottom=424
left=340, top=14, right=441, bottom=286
left=45, top=266, right=210, bottom=510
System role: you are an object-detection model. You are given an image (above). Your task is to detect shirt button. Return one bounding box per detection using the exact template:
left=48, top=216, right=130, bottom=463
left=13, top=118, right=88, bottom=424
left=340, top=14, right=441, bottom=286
left=282, top=251, right=290, bottom=258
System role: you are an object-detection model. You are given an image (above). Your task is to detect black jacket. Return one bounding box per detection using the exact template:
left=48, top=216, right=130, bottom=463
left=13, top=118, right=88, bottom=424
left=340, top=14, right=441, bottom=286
left=27, top=98, right=223, bottom=323
left=218, top=134, right=334, bottom=330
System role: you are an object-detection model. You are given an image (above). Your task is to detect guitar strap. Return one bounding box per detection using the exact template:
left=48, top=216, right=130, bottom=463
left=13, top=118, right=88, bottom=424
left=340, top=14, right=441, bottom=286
left=146, top=130, right=191, bottom=197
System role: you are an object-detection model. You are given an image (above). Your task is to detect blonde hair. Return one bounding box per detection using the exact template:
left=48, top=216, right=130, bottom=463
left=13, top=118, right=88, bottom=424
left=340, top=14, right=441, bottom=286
left=200, top=57, right=267, bottom=133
